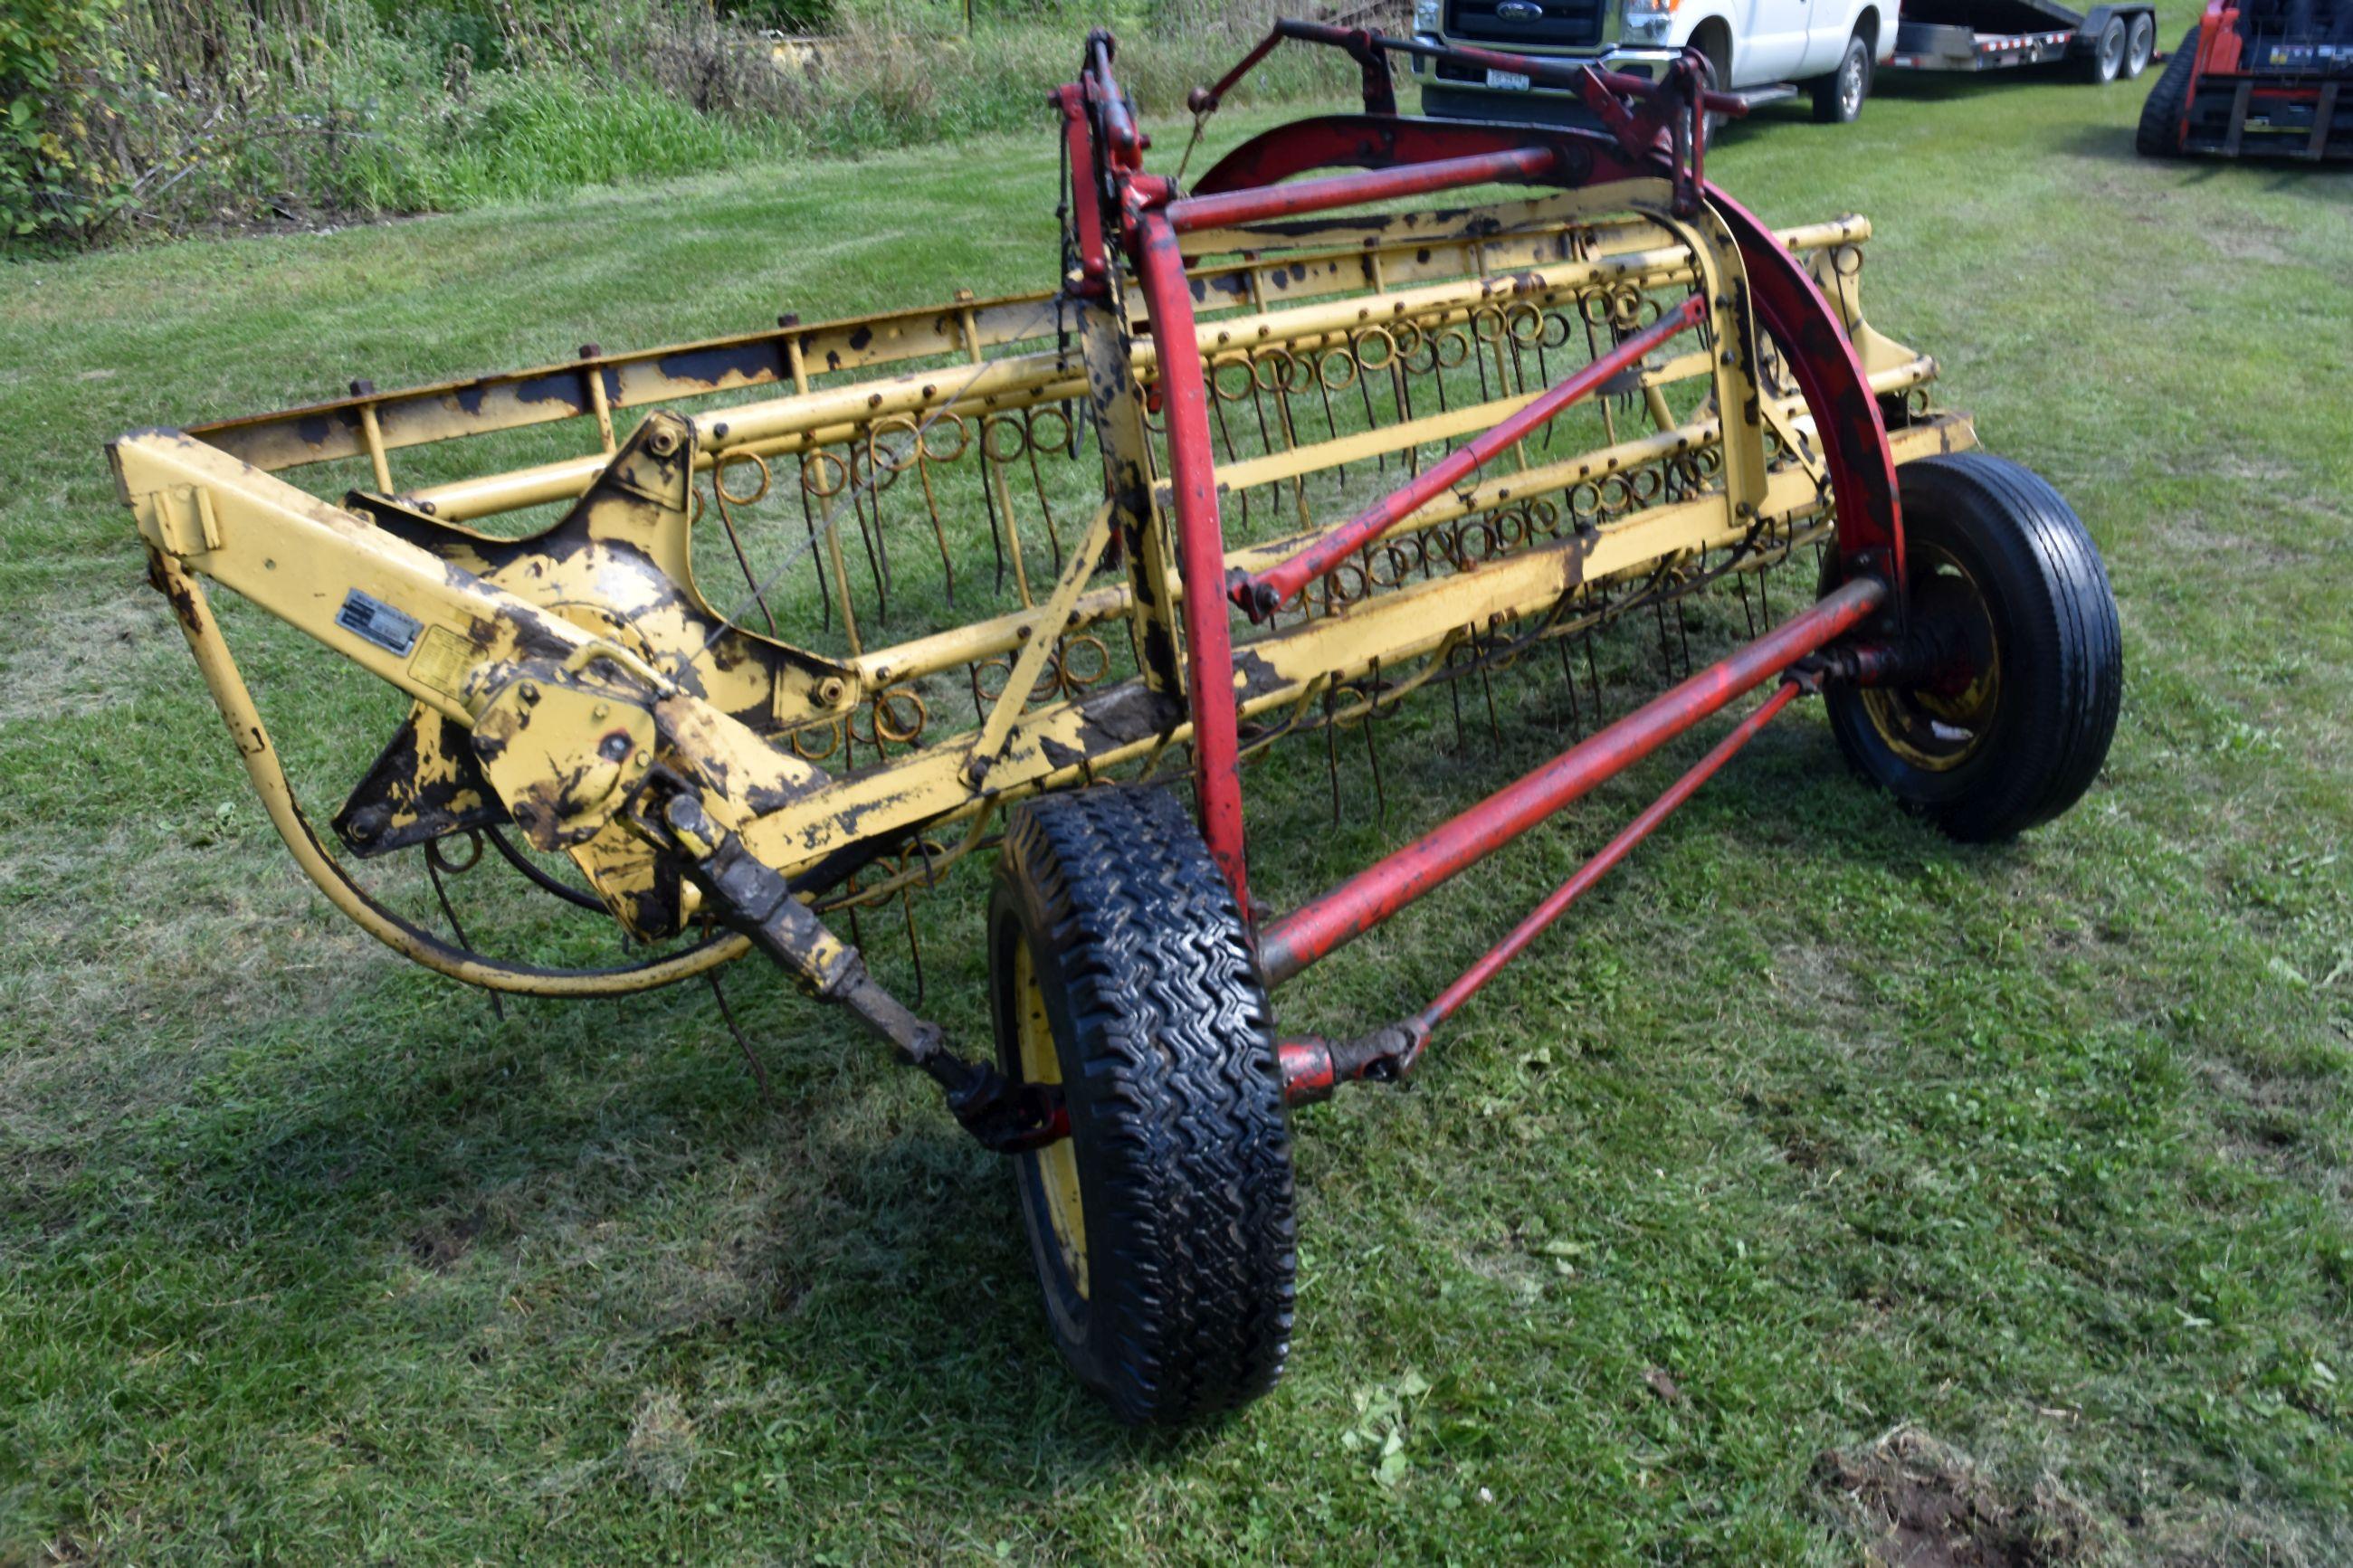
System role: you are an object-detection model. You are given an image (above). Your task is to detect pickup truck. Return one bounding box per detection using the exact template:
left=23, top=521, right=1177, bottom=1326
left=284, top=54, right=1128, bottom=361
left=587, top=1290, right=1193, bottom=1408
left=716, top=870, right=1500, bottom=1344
left=1405, top=0, right=1900, bottom=126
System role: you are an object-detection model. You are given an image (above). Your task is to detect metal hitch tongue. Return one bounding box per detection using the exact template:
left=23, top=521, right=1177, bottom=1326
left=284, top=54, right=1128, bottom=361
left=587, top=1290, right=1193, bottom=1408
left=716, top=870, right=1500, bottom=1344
left=648, top=791, right=1068, bottom=1155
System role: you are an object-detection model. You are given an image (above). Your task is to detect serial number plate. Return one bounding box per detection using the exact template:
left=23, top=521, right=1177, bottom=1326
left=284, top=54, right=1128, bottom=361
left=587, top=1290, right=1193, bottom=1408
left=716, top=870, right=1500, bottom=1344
left=336, top=588, right=423, bottom=657
left=1486, top=68, right=1533, bottom=90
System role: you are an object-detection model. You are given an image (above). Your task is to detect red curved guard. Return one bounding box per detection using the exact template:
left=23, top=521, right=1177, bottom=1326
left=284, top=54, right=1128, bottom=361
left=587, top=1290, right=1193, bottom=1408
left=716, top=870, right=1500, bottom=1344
left=1705, top=185, right=1905, bottom=588
left=1192, top=114, right=1590, bottom=193
left=1186, top=114, right=1903, bottom=587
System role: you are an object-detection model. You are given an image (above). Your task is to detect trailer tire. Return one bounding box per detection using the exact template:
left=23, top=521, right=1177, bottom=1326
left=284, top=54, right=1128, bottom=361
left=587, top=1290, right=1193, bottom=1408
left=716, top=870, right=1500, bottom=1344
left=2135, top=28, right=2199, bottom=156
left=1826, top=453, right=2121, bottom=843
left=988, top=784, right=1297, bottom=1426
left=2082, top=14, right=2129, bottom=83
left=1813, top=32, right=1872, bottom=123
left=2122, top=10, right=2157, bottom=77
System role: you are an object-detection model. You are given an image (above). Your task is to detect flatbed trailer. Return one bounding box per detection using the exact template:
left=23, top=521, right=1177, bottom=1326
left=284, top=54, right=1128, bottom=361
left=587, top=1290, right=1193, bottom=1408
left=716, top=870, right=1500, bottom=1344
left=1889, top=0, right=2160, bottom=83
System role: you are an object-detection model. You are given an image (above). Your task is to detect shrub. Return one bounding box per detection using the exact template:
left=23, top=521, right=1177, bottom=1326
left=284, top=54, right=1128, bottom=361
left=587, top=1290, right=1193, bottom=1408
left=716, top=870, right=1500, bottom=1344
left=1, top=0, right=134, bottom=240
left=2, top=0, right=1364, bottom=249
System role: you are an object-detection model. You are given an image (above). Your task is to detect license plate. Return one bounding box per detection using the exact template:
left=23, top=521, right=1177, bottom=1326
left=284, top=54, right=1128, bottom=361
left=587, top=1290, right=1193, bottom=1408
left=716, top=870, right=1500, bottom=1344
left=1485, top=68, right=1532, bottom=90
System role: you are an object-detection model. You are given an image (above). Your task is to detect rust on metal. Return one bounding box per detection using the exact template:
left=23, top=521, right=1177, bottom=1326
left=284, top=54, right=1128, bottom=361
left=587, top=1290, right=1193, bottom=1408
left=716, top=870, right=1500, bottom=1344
left=110, top=22, right=1967, bottom=1153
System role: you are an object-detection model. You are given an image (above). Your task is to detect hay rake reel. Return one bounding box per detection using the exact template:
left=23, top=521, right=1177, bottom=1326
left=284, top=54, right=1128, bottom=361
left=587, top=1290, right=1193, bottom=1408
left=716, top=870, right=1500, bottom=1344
left=110, top=21, right=2120, bottom=1423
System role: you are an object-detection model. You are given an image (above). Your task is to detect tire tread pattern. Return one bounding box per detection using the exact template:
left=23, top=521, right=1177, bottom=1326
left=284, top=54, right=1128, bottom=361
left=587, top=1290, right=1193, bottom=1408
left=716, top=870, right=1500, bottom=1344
left=2136, top=28, right=2200, bottom=157
left=997, top=784, right=1297, bottom=1425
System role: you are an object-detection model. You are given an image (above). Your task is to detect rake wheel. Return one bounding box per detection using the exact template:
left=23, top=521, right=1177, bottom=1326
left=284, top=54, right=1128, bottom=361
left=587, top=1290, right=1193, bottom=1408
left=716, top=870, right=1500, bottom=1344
left=987, top=785, right=1297, bottom=1424
left=1827, top=452, right=2122, bottom=842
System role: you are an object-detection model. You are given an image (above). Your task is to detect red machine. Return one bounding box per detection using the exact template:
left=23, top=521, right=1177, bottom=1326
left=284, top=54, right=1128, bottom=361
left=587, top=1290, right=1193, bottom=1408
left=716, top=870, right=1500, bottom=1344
left=2138, top=0, right=2352, bottom=157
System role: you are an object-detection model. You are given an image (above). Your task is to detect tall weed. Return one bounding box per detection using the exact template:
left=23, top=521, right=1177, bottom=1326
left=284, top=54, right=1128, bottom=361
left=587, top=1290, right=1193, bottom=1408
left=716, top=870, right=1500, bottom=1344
left=3, top=0, right=1371, bottom=246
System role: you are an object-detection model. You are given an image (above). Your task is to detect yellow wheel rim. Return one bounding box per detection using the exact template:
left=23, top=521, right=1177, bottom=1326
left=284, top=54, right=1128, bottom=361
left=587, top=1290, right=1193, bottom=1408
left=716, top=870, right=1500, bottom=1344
left=1013, top=937, right=1088, bottom=1299
left=1860, top=547, right=2001, bottom=774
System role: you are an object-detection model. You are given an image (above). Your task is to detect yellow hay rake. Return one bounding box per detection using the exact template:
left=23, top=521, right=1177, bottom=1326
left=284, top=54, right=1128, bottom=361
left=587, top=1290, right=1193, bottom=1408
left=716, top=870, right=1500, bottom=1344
left=109, top=24, right=2120, bottom=1422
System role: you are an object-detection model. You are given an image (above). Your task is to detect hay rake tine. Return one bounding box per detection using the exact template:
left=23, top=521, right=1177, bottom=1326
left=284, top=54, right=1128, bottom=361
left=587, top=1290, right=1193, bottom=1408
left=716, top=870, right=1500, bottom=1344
left=978, top=441, right=1010, bottom=595
left=424, top=837, right=503, bottom=1023
left=853, top=479, right=891, bottom=624
left=795, top=479, right=835, bottom=634
left=707, top=970, right=776, bottom=1107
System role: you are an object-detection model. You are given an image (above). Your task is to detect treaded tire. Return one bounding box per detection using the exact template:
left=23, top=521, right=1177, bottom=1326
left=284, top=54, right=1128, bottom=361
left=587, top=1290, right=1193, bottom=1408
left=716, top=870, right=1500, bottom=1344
left=1826, top=452, right=2122, bottom=843
left=1698, top=31, right=1733, bottom=138
left=2136, top=28, right=2199, bottom=157
left=988, top=784, right=1297, bottom=1425
left=1813, top=33, right=1872, bottom=124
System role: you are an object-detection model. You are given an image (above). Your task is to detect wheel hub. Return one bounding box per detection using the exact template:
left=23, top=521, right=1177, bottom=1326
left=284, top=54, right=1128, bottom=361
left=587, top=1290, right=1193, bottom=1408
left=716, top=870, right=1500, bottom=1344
left=1859, top=547, right=2000, bottom=772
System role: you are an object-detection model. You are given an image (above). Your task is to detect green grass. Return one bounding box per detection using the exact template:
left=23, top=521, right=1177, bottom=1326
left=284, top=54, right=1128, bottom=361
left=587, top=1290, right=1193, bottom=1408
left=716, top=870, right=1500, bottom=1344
left=4, top=36, right=2352, bottom=1565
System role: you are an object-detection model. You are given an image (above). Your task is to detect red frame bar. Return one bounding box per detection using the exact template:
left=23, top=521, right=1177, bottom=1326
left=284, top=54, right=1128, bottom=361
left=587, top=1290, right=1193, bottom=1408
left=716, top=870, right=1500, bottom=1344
left=1229, top=293, right=1707, bottom=621
left=1257, top=576, right=1885, bottom=985
left=1134, top=211, right=1253, bottom=914
left=1084, top=31, right=1143, bottom=163
left=1164, top=143, right=1562, bottom=233
left=1053, top=83, right=1109, bottom=290
left=1418, top=679, right=1799, bottom=1031
left=1278, top=680, right=1798, bottom=1106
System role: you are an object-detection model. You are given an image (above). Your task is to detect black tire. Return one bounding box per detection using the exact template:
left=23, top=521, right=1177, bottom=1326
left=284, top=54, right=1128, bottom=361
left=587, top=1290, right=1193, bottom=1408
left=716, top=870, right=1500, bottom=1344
left=988, top=784, right=1297, bottom=1425
left=2135, top=27, right=2199, bottom=156
left=1813, top=32, right=1872, bottom=124
left=2082, top=14, right=2128, bottom=83
left=2122, top=10, right=2157, bottom=77
left=1696, top=30, right=1734, bottom=139
left=1826, top=452, right=2121, bottom=843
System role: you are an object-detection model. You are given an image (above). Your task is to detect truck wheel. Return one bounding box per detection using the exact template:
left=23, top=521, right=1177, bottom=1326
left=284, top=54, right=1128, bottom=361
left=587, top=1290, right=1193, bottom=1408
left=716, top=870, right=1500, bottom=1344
left=988, top=784, right=1297, bottom=1425
left=1825, top=453, right=2121, bottom=843
left=2122, top=11, right=2157, bottom=77
left=2082, top=14, right=2129, bottom=83
left=2134, top=28, right=2199, bottom=156
left=1696, top=30, right=1734, bottom=138
left=1813, top=33, right=1872, bottom=124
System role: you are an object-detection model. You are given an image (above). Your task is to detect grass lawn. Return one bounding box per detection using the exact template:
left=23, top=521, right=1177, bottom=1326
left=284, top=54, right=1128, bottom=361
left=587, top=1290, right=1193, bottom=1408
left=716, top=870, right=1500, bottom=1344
left=4, top=27, right=2350, bottom=1565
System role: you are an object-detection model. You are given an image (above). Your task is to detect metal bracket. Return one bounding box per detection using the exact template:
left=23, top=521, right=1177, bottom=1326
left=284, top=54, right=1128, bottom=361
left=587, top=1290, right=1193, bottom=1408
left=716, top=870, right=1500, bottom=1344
left=147, top=483, right=224, bottom=558
left=963, top=499, right=1116, bottom=787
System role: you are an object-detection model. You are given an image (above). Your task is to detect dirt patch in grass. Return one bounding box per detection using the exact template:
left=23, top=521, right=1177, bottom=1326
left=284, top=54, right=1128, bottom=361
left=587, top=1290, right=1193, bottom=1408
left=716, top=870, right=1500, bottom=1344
left=407, top=1203, right=488, bottom=1272
left=1817, top=1427, right=2096, bottom=1567
left=623, top=1389, right=700, bottom=1497
left=2200, top=223, right=2293, bottom=268
left=0, top=589, right=183, bottom=727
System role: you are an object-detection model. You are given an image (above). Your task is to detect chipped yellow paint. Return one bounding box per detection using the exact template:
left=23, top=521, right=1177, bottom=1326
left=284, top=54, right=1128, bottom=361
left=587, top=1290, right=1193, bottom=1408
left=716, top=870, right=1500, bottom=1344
left=110, top=185, right=1957, bottom=999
